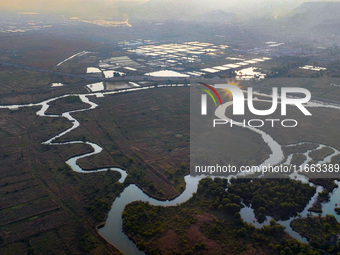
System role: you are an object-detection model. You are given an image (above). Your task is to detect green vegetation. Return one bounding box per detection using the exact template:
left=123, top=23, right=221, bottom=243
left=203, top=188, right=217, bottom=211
left=308, top=179, right=338, bottom=213
left=291, top=215, right=340, bottom=253
left=196, top=178, right=241, bottom=213
left=309, top=147, right=335, bottom=162
left=79, top=232, right=103, bottom=252
left=46, top=96, right=88, bottom=115
left=123, top=177, right=320, bottom=254
left=123, top=202, right=196, bottom=247
left=291, top=154, right=307, bottom=166
left=83, top=171, right=125, bottom=221
left=228, top=178, right=316, bottom=221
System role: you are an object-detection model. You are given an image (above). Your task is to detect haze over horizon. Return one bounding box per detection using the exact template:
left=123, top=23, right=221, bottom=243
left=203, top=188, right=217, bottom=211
left=1, top=0, right=339, bottom=19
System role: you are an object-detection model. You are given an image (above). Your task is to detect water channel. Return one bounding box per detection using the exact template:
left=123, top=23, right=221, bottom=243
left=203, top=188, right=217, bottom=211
left=1, top=85, right=340, bottom=254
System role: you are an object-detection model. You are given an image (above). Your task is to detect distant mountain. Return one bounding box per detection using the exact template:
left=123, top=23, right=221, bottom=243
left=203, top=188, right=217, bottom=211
left=130, top=0, right=237, bottom=22
left=199, top=10, right=237, bottom=23
left=131, top=0, right=320, bottom=21
left=294, top=2, right=340, bottom=18
left=285, top=2, right=340, bottom=29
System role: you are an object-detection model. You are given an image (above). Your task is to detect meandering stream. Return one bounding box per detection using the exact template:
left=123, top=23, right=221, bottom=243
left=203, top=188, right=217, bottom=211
left=1, top=85, right=340, bottom=255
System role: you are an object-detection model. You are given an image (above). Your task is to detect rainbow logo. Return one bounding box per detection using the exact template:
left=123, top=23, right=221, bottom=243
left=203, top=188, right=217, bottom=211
left=199, top=82, right=222, bottom=107
left=199, top=82, right=224, bottom=115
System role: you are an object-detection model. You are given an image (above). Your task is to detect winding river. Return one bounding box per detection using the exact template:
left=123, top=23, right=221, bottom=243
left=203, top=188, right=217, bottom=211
left=1, top=84, right=340, bottom=255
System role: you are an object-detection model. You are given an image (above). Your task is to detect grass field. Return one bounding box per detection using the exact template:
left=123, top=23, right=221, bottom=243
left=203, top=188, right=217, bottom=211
left=0, top=106, right=121, bottom=254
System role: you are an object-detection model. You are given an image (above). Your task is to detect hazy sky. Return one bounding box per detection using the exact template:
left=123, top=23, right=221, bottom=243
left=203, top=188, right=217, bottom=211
left=0, top=0, right=339, bottom=18
left=0, top=0, right=148, bottom=17
left=0, top=0, right=146, bottom=12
